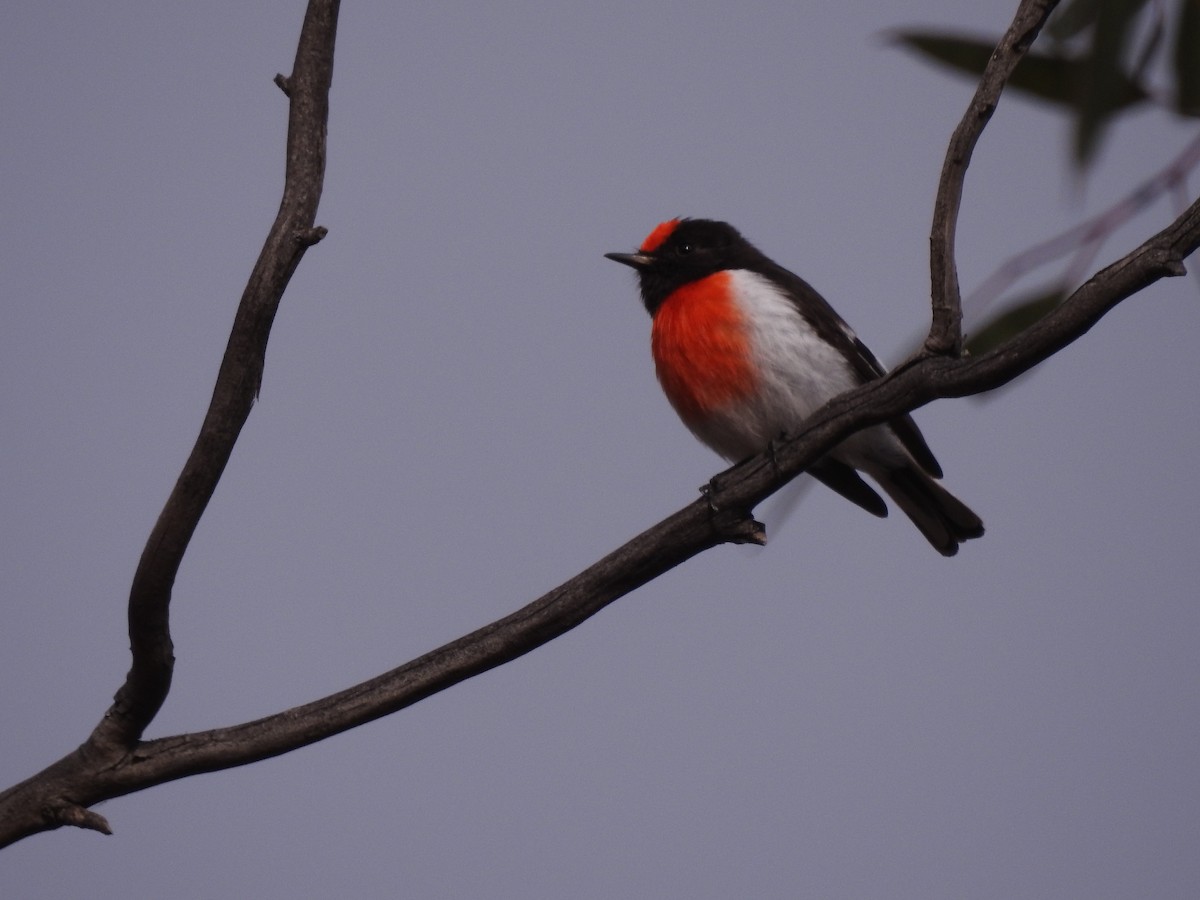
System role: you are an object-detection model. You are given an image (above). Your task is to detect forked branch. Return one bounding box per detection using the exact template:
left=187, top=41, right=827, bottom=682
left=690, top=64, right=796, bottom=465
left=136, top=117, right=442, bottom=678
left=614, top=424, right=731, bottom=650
left=0, top=0, right=340, bottom=844
left=926, top=0, right=1060, bottom=355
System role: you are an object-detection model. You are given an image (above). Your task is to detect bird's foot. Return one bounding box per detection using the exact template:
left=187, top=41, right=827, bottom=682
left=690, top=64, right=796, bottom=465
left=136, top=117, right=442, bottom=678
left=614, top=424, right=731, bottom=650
left=767, top=433, right=787, bottom=474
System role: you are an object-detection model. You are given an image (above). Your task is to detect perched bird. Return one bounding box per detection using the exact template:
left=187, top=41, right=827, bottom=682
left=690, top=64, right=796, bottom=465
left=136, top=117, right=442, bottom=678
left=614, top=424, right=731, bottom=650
left=605, top=218, right=983, bottom=556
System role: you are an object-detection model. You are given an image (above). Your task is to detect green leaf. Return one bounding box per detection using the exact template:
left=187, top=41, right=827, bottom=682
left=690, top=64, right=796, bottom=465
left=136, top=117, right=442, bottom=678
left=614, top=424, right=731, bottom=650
left=1074, top=0, right=1146, bottom=167
left=1175, top=0, right=1200, bottom=115
left=965, top=289, right=1066, bottom=357
left=892, top=31, right=1148, bottom=113
left=1047, top=0, right=1106, bottom=42
left=1048, top=0, right=1155, bottom=42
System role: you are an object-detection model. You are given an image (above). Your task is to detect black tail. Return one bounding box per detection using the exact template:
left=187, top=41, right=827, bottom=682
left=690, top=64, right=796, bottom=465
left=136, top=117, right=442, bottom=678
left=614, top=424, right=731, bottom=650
left=876, top=467, right=984, bottom=557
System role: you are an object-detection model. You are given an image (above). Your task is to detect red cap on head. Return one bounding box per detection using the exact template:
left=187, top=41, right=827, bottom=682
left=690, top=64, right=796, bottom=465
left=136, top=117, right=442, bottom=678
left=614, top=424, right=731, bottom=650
left=639, top=218, right=680, bottom=253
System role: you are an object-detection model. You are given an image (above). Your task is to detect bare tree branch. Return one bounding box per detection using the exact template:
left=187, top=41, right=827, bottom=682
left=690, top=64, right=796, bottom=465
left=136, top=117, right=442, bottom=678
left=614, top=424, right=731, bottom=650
left=0, top=0, right=340, bottom=845
left=106, top=0, right=338, bottom=748
left=927, top=0, right=1059, bottom=355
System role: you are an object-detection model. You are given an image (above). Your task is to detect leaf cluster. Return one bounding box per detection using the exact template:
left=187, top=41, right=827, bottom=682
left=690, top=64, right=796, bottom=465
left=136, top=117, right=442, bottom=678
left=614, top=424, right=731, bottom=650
left=896, top=0, right=1200, bottom=169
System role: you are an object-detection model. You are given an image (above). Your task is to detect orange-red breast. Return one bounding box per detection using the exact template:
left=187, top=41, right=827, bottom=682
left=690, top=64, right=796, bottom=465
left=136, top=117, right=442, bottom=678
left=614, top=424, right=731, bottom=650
left=606, top=218, right=983, bottom=556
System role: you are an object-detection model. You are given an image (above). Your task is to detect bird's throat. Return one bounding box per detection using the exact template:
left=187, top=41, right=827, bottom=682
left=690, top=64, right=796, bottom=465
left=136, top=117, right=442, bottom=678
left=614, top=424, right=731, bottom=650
left=650, top=271, right=758, bottom=423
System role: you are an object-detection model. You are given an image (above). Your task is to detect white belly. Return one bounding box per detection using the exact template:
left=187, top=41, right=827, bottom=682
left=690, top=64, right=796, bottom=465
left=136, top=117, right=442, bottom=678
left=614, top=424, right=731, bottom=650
left=686, top=270, right=906, bottom=472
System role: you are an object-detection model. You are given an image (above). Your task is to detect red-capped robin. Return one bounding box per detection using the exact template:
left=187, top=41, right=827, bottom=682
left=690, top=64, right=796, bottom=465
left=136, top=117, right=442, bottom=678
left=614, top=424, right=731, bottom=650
left=606, top=218, right=983, bottom=556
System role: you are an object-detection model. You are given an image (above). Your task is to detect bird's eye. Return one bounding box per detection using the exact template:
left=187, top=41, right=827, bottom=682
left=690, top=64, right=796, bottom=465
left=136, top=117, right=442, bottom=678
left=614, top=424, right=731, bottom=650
left=677, top=243, right=694, bottom=255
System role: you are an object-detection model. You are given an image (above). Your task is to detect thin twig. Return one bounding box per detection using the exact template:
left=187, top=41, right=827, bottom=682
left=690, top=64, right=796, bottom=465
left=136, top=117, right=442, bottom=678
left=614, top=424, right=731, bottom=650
left=100, top=0, right=339, bottom=749
left=926, top=0, right=1059, bottom=355
left=964, top=130, right=1200, bottom=321
left=0, top=0, right=341, bottom=847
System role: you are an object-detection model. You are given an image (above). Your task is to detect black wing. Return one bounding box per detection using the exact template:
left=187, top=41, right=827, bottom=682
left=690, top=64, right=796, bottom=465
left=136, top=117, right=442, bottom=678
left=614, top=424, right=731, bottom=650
left=809, top=459, right=889, bottom=517
left=754, top=259, right=944, bottom=478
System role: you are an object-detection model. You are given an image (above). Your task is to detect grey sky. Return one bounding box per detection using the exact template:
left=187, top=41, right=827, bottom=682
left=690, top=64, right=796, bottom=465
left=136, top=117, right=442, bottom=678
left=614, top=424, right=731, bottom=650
left=3, top=1, right=1199, bottom=897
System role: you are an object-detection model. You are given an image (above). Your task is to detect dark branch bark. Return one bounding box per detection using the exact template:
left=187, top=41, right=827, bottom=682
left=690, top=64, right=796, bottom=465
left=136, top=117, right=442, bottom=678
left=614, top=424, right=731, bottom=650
left=926, top=0, right=1059, bottom=355
left=0, top=0, right=340, bottom=846
left=108, top=0, right=338, bottom=747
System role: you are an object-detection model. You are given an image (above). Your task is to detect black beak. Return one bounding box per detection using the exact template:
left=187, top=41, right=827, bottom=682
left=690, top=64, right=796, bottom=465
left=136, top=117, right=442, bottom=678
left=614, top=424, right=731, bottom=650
left=604, top=251, right=654, bottom=270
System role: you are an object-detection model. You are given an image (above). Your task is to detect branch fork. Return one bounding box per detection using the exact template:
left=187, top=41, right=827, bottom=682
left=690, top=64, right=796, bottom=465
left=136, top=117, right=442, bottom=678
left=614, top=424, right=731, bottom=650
left=925, top=0, right=1060, bottom=357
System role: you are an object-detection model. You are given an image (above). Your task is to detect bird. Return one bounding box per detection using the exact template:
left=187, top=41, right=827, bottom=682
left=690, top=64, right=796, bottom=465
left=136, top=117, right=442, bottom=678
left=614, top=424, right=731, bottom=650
left=605, top=217, right=983, bottom=556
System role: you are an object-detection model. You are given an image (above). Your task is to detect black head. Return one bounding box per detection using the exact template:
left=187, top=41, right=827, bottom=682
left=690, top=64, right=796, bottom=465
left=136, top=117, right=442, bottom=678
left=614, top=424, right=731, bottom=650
left=605, top=218, right=765, bottom=314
